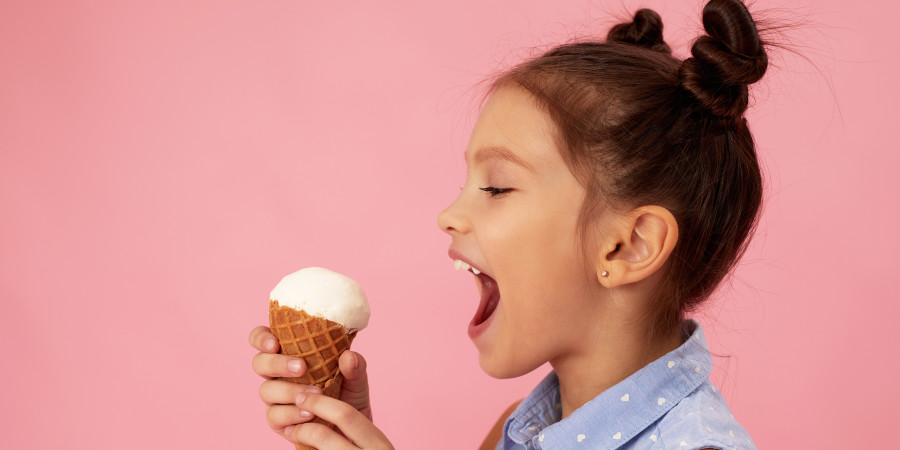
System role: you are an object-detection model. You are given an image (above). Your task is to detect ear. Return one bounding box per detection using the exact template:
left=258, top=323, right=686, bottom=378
left=594, top=205, right=678, bottom=287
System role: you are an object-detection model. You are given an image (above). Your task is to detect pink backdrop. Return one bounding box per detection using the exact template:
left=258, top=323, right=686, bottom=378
left=1, top=0, right=896, bottom=448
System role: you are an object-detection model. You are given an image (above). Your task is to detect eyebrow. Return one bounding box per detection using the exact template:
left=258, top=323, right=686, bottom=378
left=466, top=146, right=535, bottom=172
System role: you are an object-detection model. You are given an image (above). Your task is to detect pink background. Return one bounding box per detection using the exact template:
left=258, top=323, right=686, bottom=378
left=1, top=0, right=896, bottom=448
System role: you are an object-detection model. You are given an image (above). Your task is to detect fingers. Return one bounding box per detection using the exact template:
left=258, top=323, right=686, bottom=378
left=249, top=326, right=279, bottom=353
left=262, top=382, right=325, bottom=437
left=294, top=392, right=392, bottom=449
left=339, top=351, right=372, bottom=420
left=252, top=352, right=306, bottom=379
left=249, top=326, right=308, bottom=379
left=266, top=404, right=315, bottom=431
left=260, top=380, right=322, bottom=406
left=284, top=422, right=358, bottom=450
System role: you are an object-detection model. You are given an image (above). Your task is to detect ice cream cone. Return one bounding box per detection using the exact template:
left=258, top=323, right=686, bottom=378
left=269, top=300, right=356, bottom=450
left=267, top=267, right=369, bottom=450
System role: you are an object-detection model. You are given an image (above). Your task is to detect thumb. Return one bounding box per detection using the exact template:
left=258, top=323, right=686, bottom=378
left=338, top=351, right=371, bottom=419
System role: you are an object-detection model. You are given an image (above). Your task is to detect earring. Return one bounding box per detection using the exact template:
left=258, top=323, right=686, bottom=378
left=601, top=270, right=609, bottom=277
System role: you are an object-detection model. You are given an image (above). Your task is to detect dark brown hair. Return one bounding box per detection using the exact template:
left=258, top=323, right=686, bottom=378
left=493, top=0, right=769, bottom=343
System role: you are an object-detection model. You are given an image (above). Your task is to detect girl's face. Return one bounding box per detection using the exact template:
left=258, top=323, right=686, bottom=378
left=438, top=85, right=605, bottom=378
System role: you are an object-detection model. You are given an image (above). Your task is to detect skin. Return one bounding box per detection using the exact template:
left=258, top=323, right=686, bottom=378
left=250, top=84, right=684, bottom=447
left=437, top=85, right=684, bottom=421
left=249, top=326, right=393, bottom=449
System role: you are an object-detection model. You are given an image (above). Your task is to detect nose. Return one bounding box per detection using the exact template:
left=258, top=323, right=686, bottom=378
left=437, top=192, right=470, bottom=235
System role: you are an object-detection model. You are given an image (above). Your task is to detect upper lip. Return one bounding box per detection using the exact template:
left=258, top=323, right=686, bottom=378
left=448, top=249, right=486, bottom=276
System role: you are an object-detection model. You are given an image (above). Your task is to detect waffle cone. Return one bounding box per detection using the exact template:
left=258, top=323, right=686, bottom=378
left=269, top=300, right=356, bottom=450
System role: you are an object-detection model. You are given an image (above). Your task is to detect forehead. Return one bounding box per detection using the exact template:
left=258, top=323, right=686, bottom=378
left=465, top=85, right=561, bottom=169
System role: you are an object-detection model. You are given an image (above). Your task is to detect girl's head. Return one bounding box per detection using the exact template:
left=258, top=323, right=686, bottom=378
left=439, top=0, right=769, bottom=377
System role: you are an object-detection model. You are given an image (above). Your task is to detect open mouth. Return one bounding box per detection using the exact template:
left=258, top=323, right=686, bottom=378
left=454, top=259, right=500, bottom=329
left=473, top=272, right=500, bottom=326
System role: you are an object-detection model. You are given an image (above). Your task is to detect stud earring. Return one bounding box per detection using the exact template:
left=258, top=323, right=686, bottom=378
left=601, top=270, right=609, bottom=277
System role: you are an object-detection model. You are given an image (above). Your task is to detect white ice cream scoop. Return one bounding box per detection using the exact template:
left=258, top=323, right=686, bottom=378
left=269, top=267, right=370, bottom=332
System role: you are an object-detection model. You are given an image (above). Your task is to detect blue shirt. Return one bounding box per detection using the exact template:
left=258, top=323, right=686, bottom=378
left=497, top=320, right=756, bottom=450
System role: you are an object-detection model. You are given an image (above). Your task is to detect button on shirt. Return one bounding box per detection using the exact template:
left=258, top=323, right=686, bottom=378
left=497, top=320, right=756, bottom=450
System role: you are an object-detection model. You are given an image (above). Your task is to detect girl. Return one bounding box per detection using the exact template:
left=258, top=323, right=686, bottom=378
left=250, top=0, right=767, bottom=448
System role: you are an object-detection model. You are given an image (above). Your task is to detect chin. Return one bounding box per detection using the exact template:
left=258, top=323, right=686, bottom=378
left=478, top=353, right=542, bottom=379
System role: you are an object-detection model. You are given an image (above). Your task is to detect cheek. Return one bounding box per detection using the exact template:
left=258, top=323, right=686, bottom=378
left=516, top=222, right=595, bottom=318
left=483, top=204, right=575, bottom=260
left=496, top=216, right=589, bottom=312
left=517, top=213, right=587, bottom=280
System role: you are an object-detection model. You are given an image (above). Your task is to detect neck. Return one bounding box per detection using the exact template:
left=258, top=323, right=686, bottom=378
left=550, top=316, right=682, bottom=419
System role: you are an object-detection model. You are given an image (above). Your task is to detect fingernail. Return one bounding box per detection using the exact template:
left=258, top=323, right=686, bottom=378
left=265, top=339, right=277, bottom=351
left=304, top=386, right=321, bottom=394
left=284, top=425, right=294, bottom=436
left=288, top=360, right=303, bottom=373
left=299, top=410, right=313, bottom=419
left=351, top=352, right=359, bottom=369
left=295, top=393, right=307, bottom=405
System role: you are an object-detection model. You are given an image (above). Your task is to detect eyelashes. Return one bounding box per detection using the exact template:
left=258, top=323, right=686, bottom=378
left=479, top=186, right=512, bottom=197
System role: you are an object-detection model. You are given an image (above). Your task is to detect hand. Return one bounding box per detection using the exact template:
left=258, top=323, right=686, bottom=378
left=249, top=326, right=393, bottom=448
left=284, top=392, right=394, bottom=449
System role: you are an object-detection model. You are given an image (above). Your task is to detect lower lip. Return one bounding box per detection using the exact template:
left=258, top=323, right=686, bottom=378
left=467, top=307, right=495, bottom=340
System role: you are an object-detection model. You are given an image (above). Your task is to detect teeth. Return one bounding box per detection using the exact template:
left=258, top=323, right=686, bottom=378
left=453, top=259, right=480, bottom=275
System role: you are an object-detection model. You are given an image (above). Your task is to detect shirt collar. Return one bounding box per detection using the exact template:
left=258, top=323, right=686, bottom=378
left=503, top=372, right=561, bottom=445
left=504, top=319, right=712, bottom=449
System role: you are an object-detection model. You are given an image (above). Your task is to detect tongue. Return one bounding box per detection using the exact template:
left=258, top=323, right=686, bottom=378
left=475, top=273, right=500, bottom=325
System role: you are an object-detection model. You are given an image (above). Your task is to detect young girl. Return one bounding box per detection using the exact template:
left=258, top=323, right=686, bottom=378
left=250, top=0, right=767, bottom=448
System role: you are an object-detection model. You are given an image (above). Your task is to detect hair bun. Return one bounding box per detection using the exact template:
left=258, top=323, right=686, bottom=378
left=607, top=9, right=672, bottom=54
left=680, top=0, right=768, bottom=118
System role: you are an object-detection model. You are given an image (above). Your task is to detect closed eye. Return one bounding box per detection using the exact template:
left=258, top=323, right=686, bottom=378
left=479, top=186, right=513, bottom=197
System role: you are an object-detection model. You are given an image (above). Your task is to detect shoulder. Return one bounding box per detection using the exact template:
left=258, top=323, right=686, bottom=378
left=650, top=381, right=757, bottom=449
left=479, top=400, right=522, bottom=450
